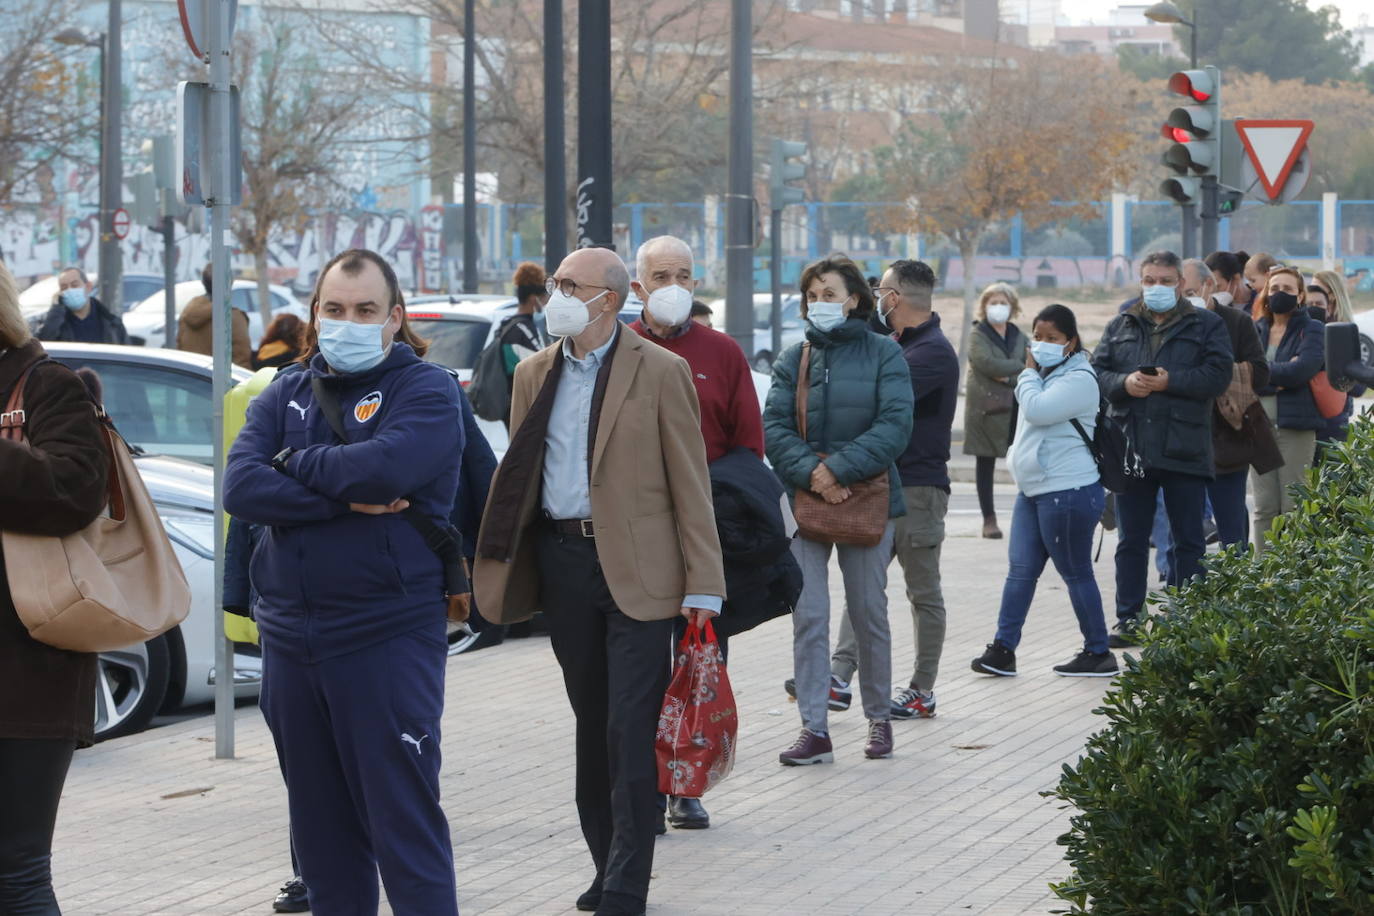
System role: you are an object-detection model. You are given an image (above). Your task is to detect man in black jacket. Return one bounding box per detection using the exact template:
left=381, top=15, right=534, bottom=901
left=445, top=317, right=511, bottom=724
left=36, top=267, right=128, bottom=344
left=1092, top=251, right=1233, bottom=646
left=830, top=259, right=959, bottom=719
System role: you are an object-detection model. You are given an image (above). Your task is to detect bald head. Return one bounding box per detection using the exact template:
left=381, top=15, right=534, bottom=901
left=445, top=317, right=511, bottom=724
left=558, top=247, right=630, bottom=310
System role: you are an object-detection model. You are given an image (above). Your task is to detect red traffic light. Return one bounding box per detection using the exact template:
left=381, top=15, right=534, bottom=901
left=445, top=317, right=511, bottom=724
left=1168, top=71, right=1213, bottom=102
left=1160, top=125, right=1193, bottom=143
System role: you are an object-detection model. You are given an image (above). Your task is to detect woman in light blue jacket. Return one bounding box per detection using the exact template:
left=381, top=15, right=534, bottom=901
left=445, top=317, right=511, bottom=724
left=971, top=304, right=1117, bottom=679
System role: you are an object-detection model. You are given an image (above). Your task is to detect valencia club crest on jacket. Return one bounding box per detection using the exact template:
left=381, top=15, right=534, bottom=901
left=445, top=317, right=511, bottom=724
left=354, top=391, right=383, bottom=423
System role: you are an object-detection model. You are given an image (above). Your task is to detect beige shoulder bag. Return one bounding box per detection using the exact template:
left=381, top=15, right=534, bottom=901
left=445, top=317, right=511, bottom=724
left=1, top=360, right=191, bottom=652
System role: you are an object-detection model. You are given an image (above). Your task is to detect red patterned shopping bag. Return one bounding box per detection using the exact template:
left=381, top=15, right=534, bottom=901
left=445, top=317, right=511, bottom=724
left=656, top=620, right=738, bottom=798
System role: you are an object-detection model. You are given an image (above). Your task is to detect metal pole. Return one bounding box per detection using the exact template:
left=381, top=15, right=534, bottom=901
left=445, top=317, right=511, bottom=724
left=208, top=0, right=235, bottom=760
left=1200, top=175, right=1218, bottom=256
left=463, top=0, right=477, bottom=292
left=724, top=0, right=753, bottom=359
left=98, top=4, right=123, bottom=312
left=162, top=213, right=176, bottom=347
left=1189, top=20, right=1197, bottom=68
left=576, top=0, right=612, bottom=248
left=770, top=207, right=782, bottom=361
left=543, top=0, right=566, bottom=271
left=1180, top=202, right=1197, bottom=259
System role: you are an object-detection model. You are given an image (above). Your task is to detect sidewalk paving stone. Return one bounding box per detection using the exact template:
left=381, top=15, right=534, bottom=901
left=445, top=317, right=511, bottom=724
left=52, top=489, right=1125, bottom=915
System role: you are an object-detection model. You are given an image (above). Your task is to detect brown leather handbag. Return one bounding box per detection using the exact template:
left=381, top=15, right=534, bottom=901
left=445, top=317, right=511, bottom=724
left=1, top=360, right=190, bottom=652
left=791, top=343, right=891, bottom=547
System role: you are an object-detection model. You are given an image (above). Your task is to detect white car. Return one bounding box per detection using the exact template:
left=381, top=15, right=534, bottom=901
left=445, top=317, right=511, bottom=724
left=122, top=280, right=307, bottom=349
left=19, top=272, right=165, bottom=320
left=43, top=343, right=263, bottom=740
left=1349, top=309, right=1374, bottom=367
left=707, top=293, right=805, bottom=372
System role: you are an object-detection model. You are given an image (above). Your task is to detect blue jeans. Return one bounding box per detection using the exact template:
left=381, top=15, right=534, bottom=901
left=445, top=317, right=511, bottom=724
left=1115, top=471, right=1208, bottom=623
left=1152, top=487, right=1222, bottom=580
left=994, top=485, right=1109, bottom=655
left=1207, top=469, right=1249, bottom=550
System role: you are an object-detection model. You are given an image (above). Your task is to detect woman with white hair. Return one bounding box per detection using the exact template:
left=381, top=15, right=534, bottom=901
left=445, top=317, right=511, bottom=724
left=0, top=257, right=112, bottom=912
left=963, top=282, right=1029, bottom=539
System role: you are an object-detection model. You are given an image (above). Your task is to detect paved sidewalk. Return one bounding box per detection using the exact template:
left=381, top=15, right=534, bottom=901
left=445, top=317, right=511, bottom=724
left=52, top=491, right=1121, bottom=915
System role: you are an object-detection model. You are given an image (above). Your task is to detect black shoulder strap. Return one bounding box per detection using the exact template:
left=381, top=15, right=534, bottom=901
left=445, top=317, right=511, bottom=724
left=308, top=374, right=470, bottom=605
left=310, top=376, right=350, bottom=443
left=1069, top=418, right=1098, bottom=458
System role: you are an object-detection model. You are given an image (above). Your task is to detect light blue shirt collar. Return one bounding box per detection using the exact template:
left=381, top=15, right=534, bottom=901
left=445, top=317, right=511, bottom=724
left=560, top=321, right=619, bottom=368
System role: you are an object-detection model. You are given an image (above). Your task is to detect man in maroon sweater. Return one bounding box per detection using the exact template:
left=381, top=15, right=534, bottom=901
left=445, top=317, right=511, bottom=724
left=629, top=235, right=763, bottom=834
left=629, top=236, right=764, bottom=463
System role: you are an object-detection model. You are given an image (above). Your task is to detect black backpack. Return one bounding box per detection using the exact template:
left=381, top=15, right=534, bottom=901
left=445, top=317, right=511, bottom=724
left=472, top=317, right=535, bottom=425
left=1071, top=404, right=1145, bottom=494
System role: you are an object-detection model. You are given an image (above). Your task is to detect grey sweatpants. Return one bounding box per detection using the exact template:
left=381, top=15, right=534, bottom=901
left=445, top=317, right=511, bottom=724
left=791, top=523, right=895, bottom=735
left=833, top=486, right=949, bottom=692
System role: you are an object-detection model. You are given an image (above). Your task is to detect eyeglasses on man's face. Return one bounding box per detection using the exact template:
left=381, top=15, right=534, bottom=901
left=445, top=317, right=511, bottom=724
left=546, top=276, right=609, bottom=299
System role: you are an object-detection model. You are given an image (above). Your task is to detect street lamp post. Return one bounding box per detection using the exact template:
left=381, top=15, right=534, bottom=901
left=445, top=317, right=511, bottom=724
left=54, top=3, right=122, bottom=312
left=1145, top=1, right=1209, bottom=257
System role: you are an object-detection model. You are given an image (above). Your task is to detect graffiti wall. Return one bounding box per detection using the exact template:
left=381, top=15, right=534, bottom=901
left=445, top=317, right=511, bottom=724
left=0, top=205, right=445, bottom=297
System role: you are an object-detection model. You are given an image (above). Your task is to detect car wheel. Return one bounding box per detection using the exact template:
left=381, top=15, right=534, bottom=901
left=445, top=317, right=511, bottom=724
left=1361, top=335, right=1373, bottom=368
left=752, top=352, right=773, bottom=373
left=94, top=633, right=172, bottom=742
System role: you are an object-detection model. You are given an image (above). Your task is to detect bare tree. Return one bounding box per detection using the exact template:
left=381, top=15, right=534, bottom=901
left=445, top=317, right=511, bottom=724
left=232, top=18, right=365, bottom=324
left=874, top=52, right=1137, bottom=375
left=0, top=0, right=96, bottom=204
left=300, top=0, right=788, bottom=237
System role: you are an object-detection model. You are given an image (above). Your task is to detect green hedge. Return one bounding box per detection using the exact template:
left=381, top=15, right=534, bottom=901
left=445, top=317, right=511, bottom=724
left=1050, top=423, right=1374, bottom=915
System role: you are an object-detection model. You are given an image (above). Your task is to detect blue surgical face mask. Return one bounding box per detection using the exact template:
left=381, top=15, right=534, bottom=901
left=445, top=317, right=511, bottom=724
left=807, top=300, right=847, bottom=333
left=1031, top=339, right=1068, bottom=369
left=61, top=288, right=88, bottom=311
left=1142, top=284, right=1177, bottom=313
left=317, top=316, right=392, bottom=373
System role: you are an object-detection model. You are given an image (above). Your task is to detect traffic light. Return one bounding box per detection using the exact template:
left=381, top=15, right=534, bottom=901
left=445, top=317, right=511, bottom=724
left=770, top=139, right=806, bottom=210
left=1159, top=66, right=1220, bottom=204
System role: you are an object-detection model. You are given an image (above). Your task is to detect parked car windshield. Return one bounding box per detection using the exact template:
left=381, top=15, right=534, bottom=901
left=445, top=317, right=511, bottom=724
left=409, top=316, right=491, bottom=371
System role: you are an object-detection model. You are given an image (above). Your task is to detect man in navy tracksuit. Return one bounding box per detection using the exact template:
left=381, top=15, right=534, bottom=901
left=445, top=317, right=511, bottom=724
left=224, top=249, right=464, bottom=915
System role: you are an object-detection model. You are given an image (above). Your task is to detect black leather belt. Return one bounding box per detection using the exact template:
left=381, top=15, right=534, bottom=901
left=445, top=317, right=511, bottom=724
left=544, top=515, right=595, bottom=538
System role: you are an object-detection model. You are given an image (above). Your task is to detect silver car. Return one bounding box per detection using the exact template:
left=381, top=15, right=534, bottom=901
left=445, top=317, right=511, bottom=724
left=44, top=344, right=262, bottom=740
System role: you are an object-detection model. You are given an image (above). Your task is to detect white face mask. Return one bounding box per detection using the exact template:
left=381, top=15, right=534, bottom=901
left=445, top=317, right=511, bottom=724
left=646, top=284, right=692, bottom=327
left=1211, top=290, right=1233, bottom=307
left=986, top=303, right=1011, bottom=324
left=807, top=300, right=847, bottom=332
left=545, top=288, right=609, bottom=338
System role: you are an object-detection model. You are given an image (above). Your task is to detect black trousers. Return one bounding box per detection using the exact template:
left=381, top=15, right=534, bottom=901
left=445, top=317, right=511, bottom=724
left=535, top=527, right=673, bottom=904
left=0, top=737, right=76, bottom=915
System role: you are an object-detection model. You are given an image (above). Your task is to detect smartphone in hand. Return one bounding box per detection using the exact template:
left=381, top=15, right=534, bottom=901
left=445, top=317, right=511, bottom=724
left=1137, top=365, right=1160, bottom=376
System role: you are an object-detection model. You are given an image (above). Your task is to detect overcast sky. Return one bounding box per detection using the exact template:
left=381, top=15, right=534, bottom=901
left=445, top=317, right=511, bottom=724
left=1058, top=0, right=1374, bottom=28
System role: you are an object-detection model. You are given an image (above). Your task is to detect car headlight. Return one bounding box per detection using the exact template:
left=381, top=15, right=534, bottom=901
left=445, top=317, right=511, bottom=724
left=161, top=511, right=215, bottom=560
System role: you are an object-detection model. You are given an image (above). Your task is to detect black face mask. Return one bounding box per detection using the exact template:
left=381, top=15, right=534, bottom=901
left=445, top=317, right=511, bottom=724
left=1268, top=290, right=1299, bottom=315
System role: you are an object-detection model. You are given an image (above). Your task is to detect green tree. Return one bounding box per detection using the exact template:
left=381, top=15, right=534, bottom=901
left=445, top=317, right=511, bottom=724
left=1179, top=0, right=1360, bottom=85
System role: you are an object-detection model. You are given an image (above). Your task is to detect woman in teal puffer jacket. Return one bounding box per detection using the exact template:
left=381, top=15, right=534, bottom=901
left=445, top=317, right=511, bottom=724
left=764, top=255, right=914, bottom=768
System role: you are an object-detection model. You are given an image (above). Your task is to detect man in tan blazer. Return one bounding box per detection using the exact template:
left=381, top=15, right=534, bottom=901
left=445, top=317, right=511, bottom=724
left=474, top=246, right=724, bottom=916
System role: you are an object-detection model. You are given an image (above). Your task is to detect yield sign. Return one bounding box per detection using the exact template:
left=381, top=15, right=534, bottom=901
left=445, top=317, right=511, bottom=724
left=1234, top=119, right=1314, bottom=201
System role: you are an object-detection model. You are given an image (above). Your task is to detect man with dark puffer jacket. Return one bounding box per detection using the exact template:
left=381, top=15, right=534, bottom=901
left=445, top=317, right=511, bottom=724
left=1092, top=250, right=1232, bottom=647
